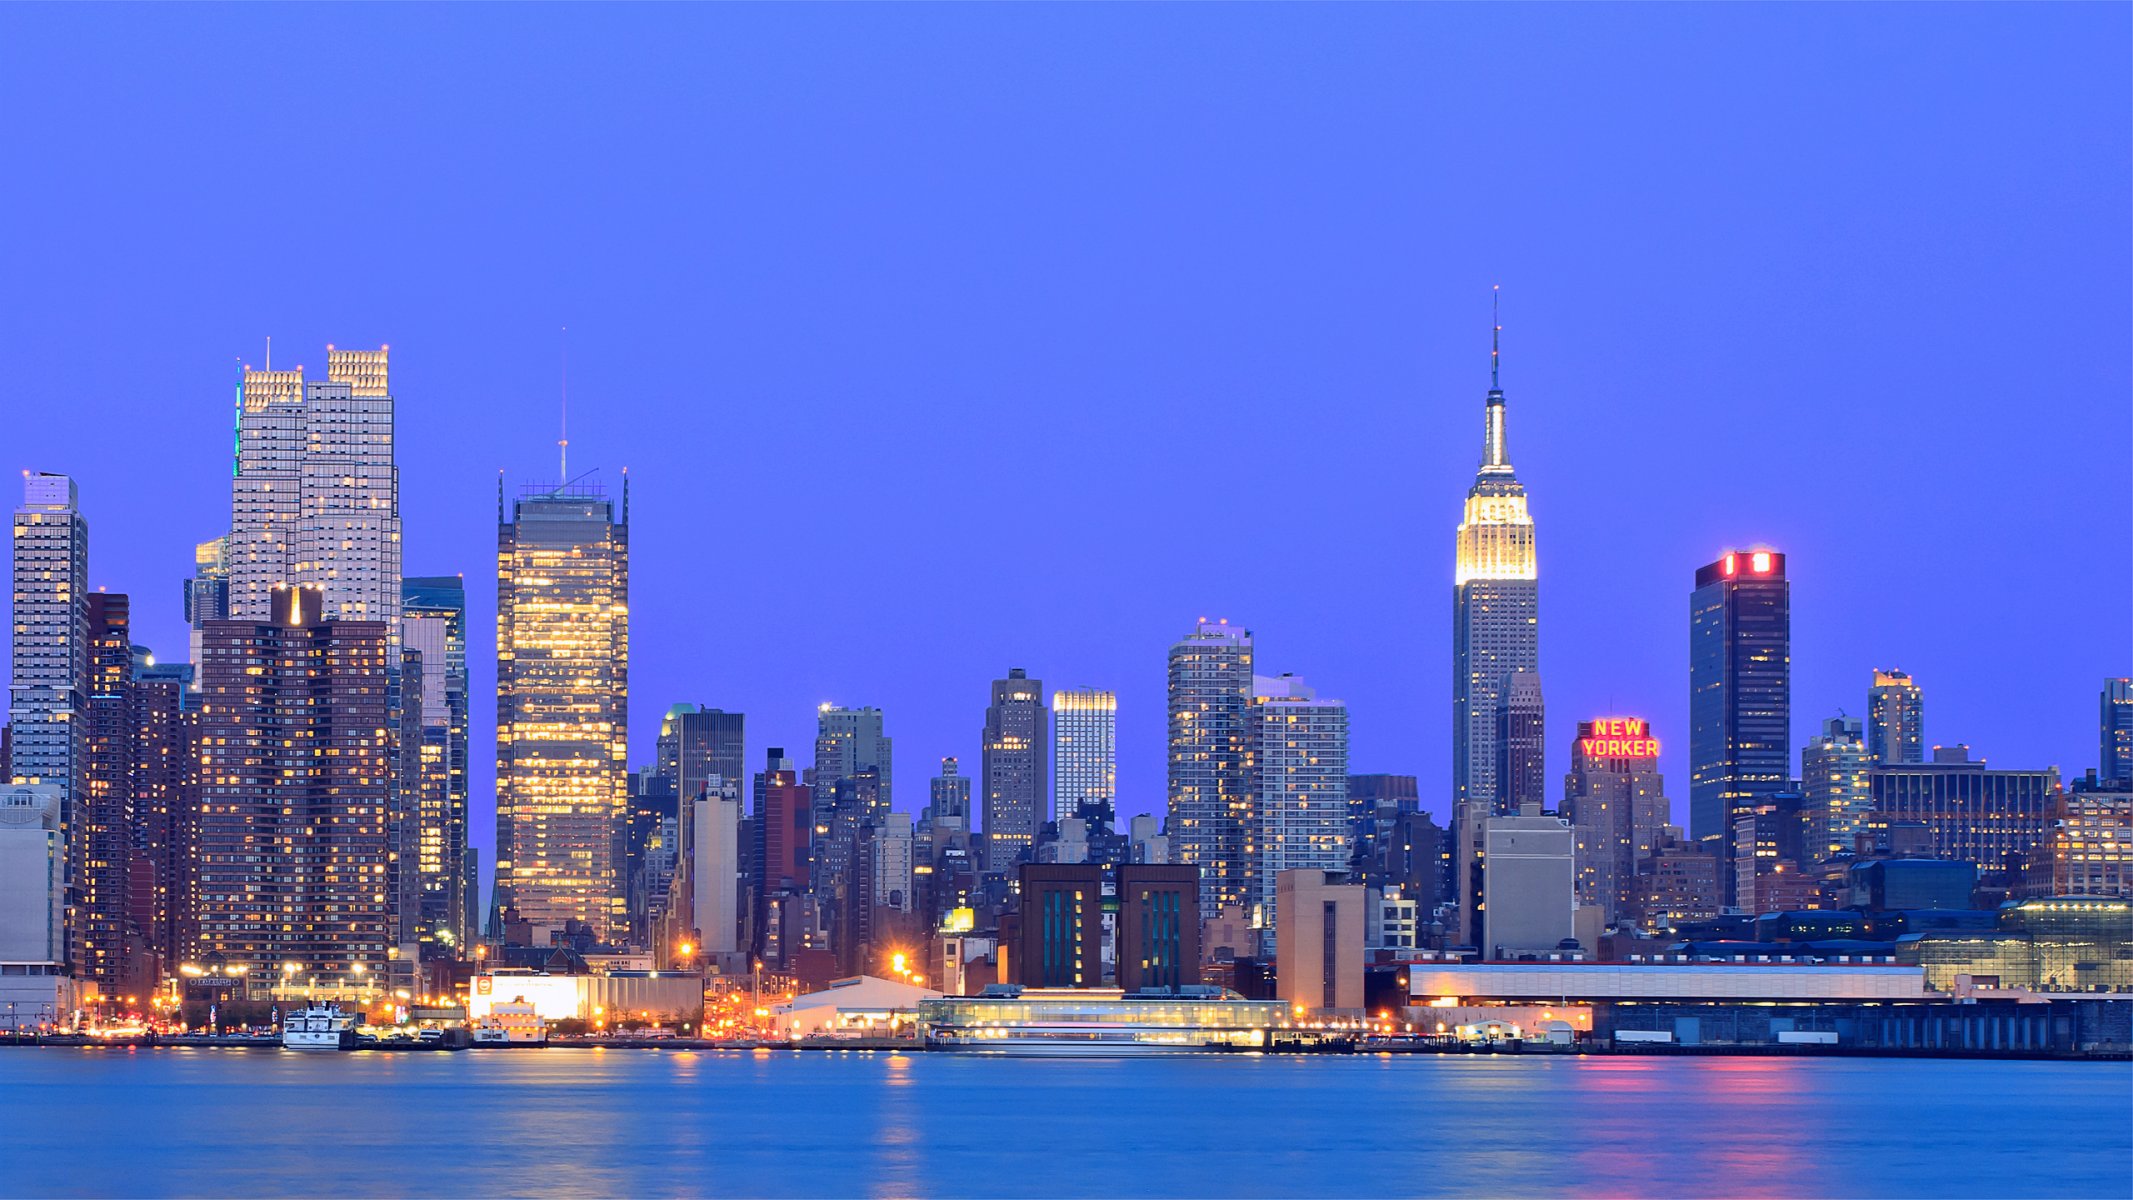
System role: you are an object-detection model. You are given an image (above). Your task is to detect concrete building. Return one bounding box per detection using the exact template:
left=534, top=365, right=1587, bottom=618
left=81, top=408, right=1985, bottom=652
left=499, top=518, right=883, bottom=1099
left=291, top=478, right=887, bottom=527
left=689, top=776, right=743, bottom=959
left=1117, top=865, right=1200, bottom=991
left=1015, top=864, right=1104, bottom=988
left=1251, top=674, right=1348, bottom=947
left=494, top=478, right=630, bottom=941
left=1802, top=716, right=1873, bottom=862
left=1274, top=869, right=1365, bottom=1011
left=1168, top=620, right=1254, bottom=921
left=1867, top=670, right=1924, bottom=765
left=1482, top=807, right=1576, bottom=958
left=0, top=785, right=70, bottom=1030
left=873, top=812, right=915, bottom=916
left=1563, top=717, right=1667, bottom=926
left=1869, top=747, right=2060, bottom=875
left=226, top=348, right=400, bottom=635
left=1689, top=548, right=1792, bottom=904
left=981, top=670, right=1048, bottom=872
left=195, top=586, right=396, bottom=996
left=9, top=473, right=88, bottom=974
left=1053, top=688, right=1117, bottom=827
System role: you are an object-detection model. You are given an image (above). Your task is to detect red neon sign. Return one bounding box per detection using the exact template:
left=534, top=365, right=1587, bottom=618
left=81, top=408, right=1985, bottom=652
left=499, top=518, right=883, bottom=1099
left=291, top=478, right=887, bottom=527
left=1580, top=717, right=1659, bottom=760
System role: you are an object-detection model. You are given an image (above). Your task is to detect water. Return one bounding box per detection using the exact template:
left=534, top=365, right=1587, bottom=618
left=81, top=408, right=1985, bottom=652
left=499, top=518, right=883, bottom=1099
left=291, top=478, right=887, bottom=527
left=0, top=1048, right=2125, bottom=1197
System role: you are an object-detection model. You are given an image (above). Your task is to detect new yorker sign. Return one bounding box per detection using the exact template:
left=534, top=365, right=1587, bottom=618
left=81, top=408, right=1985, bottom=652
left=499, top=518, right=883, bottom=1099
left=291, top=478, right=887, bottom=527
left=1578, top=718, right=1659, bottom=761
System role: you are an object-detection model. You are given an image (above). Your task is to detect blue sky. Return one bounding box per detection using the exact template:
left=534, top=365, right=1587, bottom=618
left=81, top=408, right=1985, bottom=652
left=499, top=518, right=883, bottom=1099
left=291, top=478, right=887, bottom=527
left=3, top=5, right=2127, bottom=862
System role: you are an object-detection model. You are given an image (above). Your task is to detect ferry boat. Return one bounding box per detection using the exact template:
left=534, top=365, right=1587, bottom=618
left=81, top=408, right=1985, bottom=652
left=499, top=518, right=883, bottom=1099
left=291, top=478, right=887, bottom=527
left=282, top=1005, right=359, bottom=1051
left=471, top=1001, right=548, bottom=1047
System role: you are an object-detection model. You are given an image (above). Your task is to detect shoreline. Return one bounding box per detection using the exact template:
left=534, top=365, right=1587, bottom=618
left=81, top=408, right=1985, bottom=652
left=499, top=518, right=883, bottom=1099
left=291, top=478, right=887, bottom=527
left=1, top=1034, right=2123, bottom=1063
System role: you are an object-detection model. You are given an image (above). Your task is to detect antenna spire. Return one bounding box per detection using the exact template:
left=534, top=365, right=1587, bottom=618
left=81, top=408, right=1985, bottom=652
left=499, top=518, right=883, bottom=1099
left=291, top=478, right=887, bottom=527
left=1490, top=285, right=1500, bottom=391
left=266, top=335, right=272, bottom=373
left=559, top=326, right=569, bottom=484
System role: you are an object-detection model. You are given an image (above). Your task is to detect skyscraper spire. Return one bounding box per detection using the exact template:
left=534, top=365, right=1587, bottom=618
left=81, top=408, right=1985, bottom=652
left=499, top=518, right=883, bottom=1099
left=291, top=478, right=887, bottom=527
left=1490, top=285, right=1500, bottom=391
left=559, top=325, right=569, bottom=484
left=1482, top=287, right=1509, bottom=470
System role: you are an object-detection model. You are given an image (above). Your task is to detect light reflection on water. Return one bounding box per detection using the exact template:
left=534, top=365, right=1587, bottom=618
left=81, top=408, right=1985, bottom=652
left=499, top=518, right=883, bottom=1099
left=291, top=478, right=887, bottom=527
left=0, top=1048, right=2124, bottom=1198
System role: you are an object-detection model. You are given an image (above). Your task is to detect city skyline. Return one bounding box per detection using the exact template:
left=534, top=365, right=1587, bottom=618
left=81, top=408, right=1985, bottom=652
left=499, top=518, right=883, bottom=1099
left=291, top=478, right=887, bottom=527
left=3, top=5, right=2127, bottom=876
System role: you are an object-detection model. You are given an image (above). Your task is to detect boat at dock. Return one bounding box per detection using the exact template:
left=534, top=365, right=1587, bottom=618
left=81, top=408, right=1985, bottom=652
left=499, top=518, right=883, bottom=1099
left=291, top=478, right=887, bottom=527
left=282, top=1005, right=359, bottom=1051
left=471, top=1001, right=548, bottom=1047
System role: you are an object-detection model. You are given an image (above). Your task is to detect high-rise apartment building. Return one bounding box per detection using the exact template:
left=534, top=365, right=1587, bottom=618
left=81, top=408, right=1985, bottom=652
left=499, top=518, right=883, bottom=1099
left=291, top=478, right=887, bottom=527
left=1167, top=620, right=1254, bottom=921
left=981, top=669, right=1047, bottom=873
left=226, top=348, right=400, bottom=635
left=130, top=658, right=195, bottom=981
left=1802, top=716, right=1873, bottom=861
left=402, top=576, right=470, bottom=954
left=10, top=473, right=89, bottom=975
left=1689, top=548, right=1791, bottom=904
left=1053, top=689, right=1118, bottom=828
left=494, top=478, right=630, bottom=941
left=79, top=593, right=135, bottom=992
left=2103, top=679, right=2133, bottom=787
left=750, top=749, right=811, bottom=964
left=195, top=586, right=395, bottom=995
left=1563, top=718, right=1668, bottom=925
left=1867, top=670, right=1924, bottom=765
left=1250, top=674, right=1349, bottom=944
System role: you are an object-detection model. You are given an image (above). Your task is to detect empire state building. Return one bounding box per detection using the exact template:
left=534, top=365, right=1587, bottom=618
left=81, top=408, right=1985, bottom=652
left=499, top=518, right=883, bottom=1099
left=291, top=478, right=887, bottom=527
left=1451, top=297, right=1541, bottom=942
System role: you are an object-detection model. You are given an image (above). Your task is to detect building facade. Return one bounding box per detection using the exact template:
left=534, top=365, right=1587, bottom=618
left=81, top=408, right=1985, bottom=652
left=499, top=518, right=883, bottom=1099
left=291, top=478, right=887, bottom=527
left=494, top=480, right=630, bottom=941
left=9, top=473, right=89, bottom=974
left=1167, top=620, right=1253, bottom=921
left=402, top=576, right=470, bottom=954
left=1494, top=671, right=1547, bottom=816
left=1867, top=670, right=1924, bottom=765
left=1802, top=716, right=1873, bottom=862
left=1482, top=808, right=1577, bottom=958
left=1250, top=675, right=1349, bottom=946
left=2103, top=679, right=2133, bottom=787
left=1563, top=717, right=1668, bottom=926
left=1870, top=748, right=2060, bottom=877
left=980, top=670, right=1048, bottom=873
left=226, top=348, right=400, bottom=634
left=195, top=587, right=395, bottom=994
left=1053, top=688, right=1118, bottom=828
left=1689, top=548, right=1791, bottom=903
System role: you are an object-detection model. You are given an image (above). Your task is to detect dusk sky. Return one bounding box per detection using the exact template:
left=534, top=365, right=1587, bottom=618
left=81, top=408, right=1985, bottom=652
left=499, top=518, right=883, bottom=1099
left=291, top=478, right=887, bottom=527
left=4, top=5, right=2127, bottom=870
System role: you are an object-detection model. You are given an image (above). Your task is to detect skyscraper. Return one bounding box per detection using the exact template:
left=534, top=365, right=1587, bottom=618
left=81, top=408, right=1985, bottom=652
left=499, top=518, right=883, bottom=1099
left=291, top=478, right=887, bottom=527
left=1867, top=669, right=1924, bottom=765
left=811, top=706, right=892, bottom=820
left=402, top=576, right=470, bottom=954
left=80, top=593, right=135, bottom=992
left=981, top=669, right=1048, bottom=873
left=1802, top=716, right=1872, bottom=861
left=750, top=748, right=811, bottom=965
left=1689, top=548, right=1791, bottom=903
left=1250, top=674, right=1349, bottom=945
left=10, top=473, right=89, bottom=975
left=2103, top=679, right=2133, bottom=787
left=1494, top=671, right=1547, bottom=815
left=226, top=347, right=400, bottom=635
left=195, top=586, right=395, bottom=995
left=494, top=476, right=630, bottom=940
left=663, top=707, right=746, bottom=806
left=1167, top=620, right=1254, bottom=921
left=129, top=656, right=195, bottom=983
left=1053, top=689, right=1118, bottom=828
left=1563, top=717, right=1668, bottom=925
left=181, top=536, right=229, bottom=687
left=1453, top=301, right=1540, bottom=819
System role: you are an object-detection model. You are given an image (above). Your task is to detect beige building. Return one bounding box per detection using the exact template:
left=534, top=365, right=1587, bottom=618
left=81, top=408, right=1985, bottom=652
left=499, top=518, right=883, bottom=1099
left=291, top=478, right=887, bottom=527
left=1274, top=870, right=1364, bottom=1012
left=1483, top=807, right=1576, bottom=958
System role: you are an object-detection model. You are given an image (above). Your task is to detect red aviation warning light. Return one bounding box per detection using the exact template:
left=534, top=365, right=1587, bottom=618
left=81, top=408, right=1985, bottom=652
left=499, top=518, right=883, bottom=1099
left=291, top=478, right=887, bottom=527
left=1579, top=717, right=1659, bottom=761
